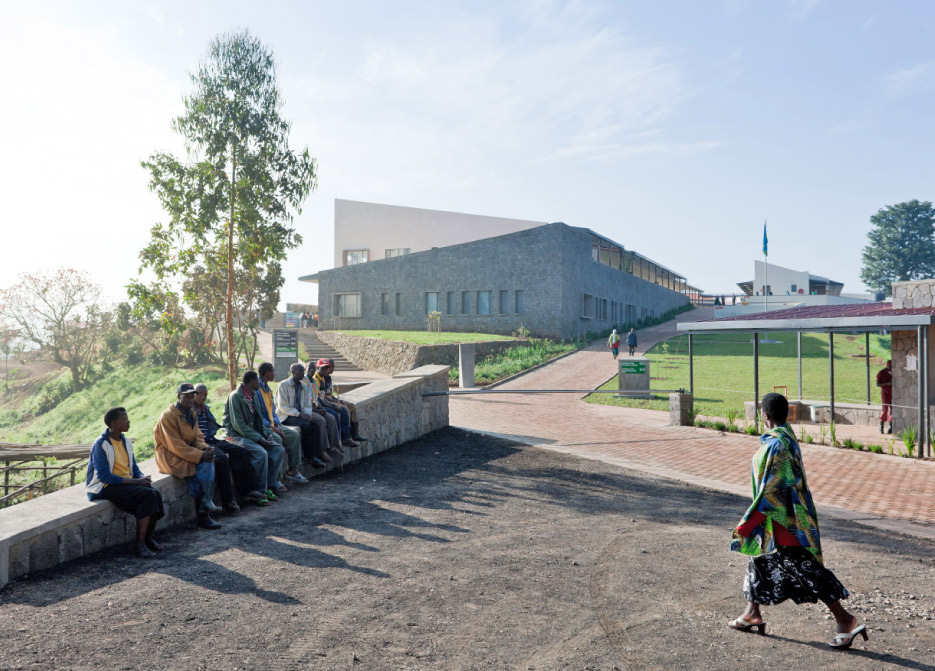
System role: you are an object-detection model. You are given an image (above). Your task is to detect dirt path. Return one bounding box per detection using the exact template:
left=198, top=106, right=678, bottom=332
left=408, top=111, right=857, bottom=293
left=1, top=429, right=933, bottom=670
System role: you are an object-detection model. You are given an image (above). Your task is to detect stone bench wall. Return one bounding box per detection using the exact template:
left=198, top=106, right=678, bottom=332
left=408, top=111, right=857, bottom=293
left=0, top=365, right=450, bottom=588
left=316, top=331, right=528, bottom=376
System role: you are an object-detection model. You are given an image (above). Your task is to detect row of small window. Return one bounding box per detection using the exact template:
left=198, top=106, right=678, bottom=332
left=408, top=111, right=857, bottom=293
left=581, top=293, right=654, bottom=323
left=343, top=248, right=411, bottom=266
left=333, top=291, right=525, bottom=318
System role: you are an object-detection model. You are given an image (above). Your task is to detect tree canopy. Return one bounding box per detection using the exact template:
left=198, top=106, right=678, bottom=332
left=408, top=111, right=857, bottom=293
left=860, top=200, right=935, bottom=296
left=140, top=30, right=317, bottom=386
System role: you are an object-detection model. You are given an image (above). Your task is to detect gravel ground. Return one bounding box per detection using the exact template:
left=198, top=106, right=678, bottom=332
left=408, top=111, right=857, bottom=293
left=1, top=427, right=934, bottom=670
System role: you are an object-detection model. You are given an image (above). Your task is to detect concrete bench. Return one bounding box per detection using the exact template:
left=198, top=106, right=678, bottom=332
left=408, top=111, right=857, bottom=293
left=0, top=365, right=450, bottom=588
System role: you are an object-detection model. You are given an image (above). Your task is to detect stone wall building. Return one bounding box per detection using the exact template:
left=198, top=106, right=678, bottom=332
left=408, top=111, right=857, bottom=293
left=302, top=222, right=695, bottom=340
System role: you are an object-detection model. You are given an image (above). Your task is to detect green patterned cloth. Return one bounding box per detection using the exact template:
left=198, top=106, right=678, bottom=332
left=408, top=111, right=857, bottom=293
left=731, top=424, right=824, bottom=564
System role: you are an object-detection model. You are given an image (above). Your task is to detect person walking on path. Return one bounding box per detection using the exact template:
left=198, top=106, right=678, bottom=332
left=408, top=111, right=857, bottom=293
left=728, top=393, right=867, bottom=649
left=608, top=329, right=620, bottom=360
left=877, top=360, right=893, bottom=434
left=626, top=328, right=637, bottom=356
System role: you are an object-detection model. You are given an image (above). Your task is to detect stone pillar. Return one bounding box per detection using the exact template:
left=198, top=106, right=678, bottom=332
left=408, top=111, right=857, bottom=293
left=459, top=343, right=475, bottom=388
left=669, top=393, right=693, bottom=426
left=272, top=329, right=299, bottom=381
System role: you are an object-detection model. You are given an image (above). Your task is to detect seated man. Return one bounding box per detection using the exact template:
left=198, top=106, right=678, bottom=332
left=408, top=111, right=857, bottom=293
left=223, top=371, right=286, bottom=503
left=154, top=383, right=222, bottom=530
left=193, top=383, right=255, bottom=511
left=304, top=359, right=342, bottom=455
left=322, top=358, right=367, bottom=443
left=257, top=361, right=311, bottom=481
left=313, top=359, right=358, bottom=448
left=86, top=407, right=165, bottom=558
left=277, top=362, right=337, bottom=468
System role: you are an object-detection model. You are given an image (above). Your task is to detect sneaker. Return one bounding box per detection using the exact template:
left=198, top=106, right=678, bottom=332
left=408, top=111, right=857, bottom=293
left=266, top=489, right=279, bottom=502
left=274, top=483, right=288, bottom=495
left=246, top=490, right=269, bottom=506
left=223, top=500, right=241, bottom=514
left=197, top=513, right=222, bottom=530
left=199, top=499, right=223, bottom=514
left=342, top=438, right=360, bottom=448
left=309, top=457, right=328, bottom=469
left=286, top=472, right=310, bottom=484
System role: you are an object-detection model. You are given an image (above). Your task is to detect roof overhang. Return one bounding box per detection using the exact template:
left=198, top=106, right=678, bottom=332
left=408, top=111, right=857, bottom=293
left=678, top=314, right=934, bottom=333
left=298, top=273, right=319, bottom=283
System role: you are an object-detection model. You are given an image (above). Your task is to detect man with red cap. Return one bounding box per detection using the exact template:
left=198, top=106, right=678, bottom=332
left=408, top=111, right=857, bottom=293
left=314, top=358, right=367, bottom=446
left=877, top=360, right=892, bottom=434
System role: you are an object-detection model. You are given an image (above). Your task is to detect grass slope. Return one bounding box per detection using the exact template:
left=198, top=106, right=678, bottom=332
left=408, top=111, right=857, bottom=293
left=586, top=331, right=891, bottom=418
left=334, top=330, right=512, bottom=344
left=0, top=363, right=232, bottom=461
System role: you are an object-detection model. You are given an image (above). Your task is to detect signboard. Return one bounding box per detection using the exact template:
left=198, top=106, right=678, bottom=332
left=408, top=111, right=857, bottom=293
left=274, top=330, right=298, bottom=359
left=284, top=311, right=302, bottom=328
left=619, top=360, right=647, bottom=374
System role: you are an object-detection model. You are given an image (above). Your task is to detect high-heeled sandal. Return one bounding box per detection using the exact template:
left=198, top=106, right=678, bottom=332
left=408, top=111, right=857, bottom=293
left=727, top=617, right=766, bottom=635
left=829, top=624, right=868, bottom=649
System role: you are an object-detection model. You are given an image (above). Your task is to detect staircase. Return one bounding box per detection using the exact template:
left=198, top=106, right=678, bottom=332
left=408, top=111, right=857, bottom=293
left=298, top=331, right=360, bottom=371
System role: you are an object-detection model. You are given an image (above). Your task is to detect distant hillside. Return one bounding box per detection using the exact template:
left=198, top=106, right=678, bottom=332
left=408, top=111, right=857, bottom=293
left=0, top=363, right=232, bottom=460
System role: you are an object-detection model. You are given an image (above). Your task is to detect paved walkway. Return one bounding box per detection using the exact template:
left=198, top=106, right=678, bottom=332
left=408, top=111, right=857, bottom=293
left=452, top=313, right=935, bottom=540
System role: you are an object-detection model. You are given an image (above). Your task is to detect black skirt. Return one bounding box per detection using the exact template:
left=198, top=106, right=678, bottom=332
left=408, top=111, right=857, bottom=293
left=97, top=484, right=165, bottom=520
left=743, top=546, right=849, bottom=605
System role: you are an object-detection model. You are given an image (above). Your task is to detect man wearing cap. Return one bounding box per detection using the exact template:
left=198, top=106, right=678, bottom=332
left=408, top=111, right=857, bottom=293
left=257, top=362, right=311, bottom=482
left=304, top=360, right=343, bottom=457
left=153, top=383, right=222, bottom=529
left=316, top=358, right=367, bottom=446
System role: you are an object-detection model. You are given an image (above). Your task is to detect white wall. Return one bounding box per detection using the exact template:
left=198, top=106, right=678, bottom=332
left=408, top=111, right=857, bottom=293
left=333, top=199, right=545, bottom=269
left=753, top=260, right=809, bottom=296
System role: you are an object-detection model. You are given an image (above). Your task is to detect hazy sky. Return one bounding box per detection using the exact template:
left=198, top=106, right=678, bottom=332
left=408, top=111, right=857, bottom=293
left=2, top=0, right=933, bottom=307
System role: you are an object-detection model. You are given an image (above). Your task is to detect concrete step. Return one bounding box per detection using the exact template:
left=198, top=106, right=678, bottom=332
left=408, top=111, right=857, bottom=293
left=298, top=332, right=361, bottom=371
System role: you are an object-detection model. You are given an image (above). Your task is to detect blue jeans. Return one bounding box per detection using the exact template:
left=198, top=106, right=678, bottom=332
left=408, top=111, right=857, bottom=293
left=321, top=404, right=350, bottom=439
left=186, top=461, right=215, bottom=511
left=226, top=435, right=285, bottom=492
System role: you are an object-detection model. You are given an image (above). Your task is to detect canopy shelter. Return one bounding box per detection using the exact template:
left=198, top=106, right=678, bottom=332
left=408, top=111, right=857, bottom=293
left=677, top=301, right=935, bottom=458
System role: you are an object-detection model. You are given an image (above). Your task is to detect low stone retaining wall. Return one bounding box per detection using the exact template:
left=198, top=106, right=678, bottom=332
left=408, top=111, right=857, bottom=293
left=0, top=365, right=449, bottom=588
left=317, top=331, right=528, bottom=376
left=744, top=399, right=882, bottom=426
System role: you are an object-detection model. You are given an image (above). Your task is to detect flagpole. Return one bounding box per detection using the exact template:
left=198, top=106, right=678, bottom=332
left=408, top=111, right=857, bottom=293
left=763, top=219, right=768, bottom=315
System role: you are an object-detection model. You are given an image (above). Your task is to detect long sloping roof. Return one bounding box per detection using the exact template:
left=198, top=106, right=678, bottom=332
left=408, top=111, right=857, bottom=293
left=677, top=301, right=935, bottom=332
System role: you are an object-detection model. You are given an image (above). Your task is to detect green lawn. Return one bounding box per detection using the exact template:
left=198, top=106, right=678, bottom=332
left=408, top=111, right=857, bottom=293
left=586, top=331, right=891, bottom=419
left=334, top=330, right=513, bottom=344
left=450, top=338, right=580, bottom=385
left=0, top=363, right=232, bottom=461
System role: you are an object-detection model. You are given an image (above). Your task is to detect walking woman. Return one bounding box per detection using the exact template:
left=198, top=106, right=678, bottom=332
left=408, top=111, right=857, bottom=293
left=729, top=393, right=867, bottom=649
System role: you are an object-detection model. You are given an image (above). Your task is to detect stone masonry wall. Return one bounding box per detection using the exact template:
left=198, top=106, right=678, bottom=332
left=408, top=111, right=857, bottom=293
left=0, top=366, right=450, bottom=588
left=892, top=280, right=935, bottom=309
left=316, top=331, right=527, bottom=376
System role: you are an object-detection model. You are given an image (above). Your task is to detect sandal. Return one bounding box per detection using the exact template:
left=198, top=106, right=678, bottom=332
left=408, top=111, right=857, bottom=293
left=830, top=625, right=868, bottom=649
left=728, top=617, right=766, bottom=635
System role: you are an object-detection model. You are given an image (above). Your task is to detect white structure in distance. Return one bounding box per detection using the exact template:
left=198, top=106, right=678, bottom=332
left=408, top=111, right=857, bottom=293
left=332, top=199, right=545, bottom=269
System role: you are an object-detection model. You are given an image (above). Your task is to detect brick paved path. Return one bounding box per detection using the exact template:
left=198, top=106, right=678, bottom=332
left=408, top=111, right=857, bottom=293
left=452, top=315, right=935, bottom=540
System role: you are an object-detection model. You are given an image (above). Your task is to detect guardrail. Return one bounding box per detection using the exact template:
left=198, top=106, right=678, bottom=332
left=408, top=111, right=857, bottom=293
left=0, top=443, right=91, bottom=507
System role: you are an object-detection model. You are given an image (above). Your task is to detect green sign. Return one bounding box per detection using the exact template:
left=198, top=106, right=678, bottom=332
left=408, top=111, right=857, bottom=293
left=620, top=361, right=646, bottom=374
left=274, top=330, right=298, bottom=359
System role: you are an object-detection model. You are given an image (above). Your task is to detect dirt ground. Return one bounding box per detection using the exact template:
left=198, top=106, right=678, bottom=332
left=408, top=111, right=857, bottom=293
left=1, top=428, right=934, bottom=671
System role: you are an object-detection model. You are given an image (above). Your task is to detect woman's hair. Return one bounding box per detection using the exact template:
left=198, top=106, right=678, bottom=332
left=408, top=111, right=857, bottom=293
left=761, top=393, right=788, bottom=424
left=104, top=407, right=126, bottom=427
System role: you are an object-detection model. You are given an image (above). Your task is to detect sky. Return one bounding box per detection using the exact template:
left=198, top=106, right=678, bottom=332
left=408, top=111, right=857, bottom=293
left=2, top=0, right=934, bottom=308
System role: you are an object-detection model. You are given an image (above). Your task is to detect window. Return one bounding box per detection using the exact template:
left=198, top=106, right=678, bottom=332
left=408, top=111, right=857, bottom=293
left=425, top=292, right=440, bottom=314
left=461, top=291, right=471, bottom=315
left=477, top=291, right=491, bottom=315
left=381, top=293, right=390, bottom=316
left=446, top=291, right=455, bottom=316
left=582, top=293, right=593, bottom=319
left=791, top=284, right=797, bottom=293
left=499, top=290, right=509, bottom=315
left=395, top=293, right=402, bottom=316
left=343, top=249, right=369, bottom=266
left=385, top=248, right=411, bottom=258
left=334, top=293, right=361, bottom=318
left=515, top=290, right=524, bottom=315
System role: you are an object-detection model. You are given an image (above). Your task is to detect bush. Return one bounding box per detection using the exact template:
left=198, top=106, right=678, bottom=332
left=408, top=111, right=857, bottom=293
left=22, top=375, right=76, bottom=416
left=868, top=443, right=883, bottom=454
left=744, top=424, right=759, bottom=436
left=713, top=421, right=728, bottom=432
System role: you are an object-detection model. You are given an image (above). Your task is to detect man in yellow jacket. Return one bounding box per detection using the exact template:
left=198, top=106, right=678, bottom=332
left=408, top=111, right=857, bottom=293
left=154, top=383, right=222, bottom=529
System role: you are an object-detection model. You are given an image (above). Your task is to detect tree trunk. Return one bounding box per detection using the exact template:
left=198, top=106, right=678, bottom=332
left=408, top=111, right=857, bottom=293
left=226, top=142, right=238, bottom=390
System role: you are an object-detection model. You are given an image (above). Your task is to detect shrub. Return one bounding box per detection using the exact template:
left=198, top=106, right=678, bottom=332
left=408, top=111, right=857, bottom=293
left=842, top=438, right=863, bottom=451
left=713, top=421, right=728, bottom=432
left=744, top=424, right=759, bottom=436
left=803, top=432, right=814, bottom=444
left=900, top=426, right=917, bottom=458
left=868, top=444, right=883, bottom=454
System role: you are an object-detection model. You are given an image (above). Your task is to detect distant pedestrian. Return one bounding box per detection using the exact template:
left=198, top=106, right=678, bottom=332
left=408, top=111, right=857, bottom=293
left=626, top=328, right=637, bottom=356
left=729, top=393, right=867, bottom=649
left=608, top=329, right=620, bottom=360
left=877, top=360, right=892, bottom=434
left=313, top=312, right=319, bottom=328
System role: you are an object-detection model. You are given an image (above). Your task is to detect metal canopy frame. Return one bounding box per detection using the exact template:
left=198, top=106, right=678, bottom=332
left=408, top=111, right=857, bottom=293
left=678, top=315, right=932, bottom=459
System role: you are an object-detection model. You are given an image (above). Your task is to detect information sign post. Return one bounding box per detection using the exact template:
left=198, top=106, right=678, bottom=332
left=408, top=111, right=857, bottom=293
left=616, top=356, right=652, bottom=399
left=272, top=329, right=299, bottom=381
